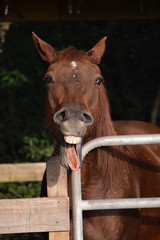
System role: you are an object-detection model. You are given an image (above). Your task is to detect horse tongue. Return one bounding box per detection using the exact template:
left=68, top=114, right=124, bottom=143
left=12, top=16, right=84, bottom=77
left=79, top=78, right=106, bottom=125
left=65, top=144, right=80, bottom=171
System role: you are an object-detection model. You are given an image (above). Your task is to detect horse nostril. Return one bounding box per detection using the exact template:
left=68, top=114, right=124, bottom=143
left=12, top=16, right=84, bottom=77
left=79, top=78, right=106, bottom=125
left=83, top=112, right=93, bottom=125
left=53, top=108, right=93, bottom=126
left=53, top=109, right=67, bottom=123
left=60, top=111, right=66, bottom=121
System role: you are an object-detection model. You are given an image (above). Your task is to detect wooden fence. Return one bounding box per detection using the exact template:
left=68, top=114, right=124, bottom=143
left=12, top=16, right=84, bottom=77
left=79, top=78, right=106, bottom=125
left=0, top=159, right=70, bottom=240
left=0, top=162, right=45, bottom=182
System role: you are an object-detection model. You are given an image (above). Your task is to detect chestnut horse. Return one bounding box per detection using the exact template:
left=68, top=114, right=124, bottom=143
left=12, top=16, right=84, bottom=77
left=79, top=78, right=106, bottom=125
left=32, top=32, right=160, bottom=240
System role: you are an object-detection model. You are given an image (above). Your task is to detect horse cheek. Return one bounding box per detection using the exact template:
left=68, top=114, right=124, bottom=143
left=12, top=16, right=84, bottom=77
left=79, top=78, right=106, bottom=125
left=47, top=85, right=63, bottom=112
left=45, top=91, right=60, bottom=136
left=88, top=88, right=99, bottom=112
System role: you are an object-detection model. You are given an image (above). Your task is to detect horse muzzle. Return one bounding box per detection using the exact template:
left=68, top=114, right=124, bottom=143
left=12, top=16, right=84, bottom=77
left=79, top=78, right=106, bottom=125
left=53, top=105, right=93, bottom=171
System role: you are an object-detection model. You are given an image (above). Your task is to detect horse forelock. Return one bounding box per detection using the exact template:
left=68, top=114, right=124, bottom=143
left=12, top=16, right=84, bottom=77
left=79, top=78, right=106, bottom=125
left=57, top=46, right=90, bottom=63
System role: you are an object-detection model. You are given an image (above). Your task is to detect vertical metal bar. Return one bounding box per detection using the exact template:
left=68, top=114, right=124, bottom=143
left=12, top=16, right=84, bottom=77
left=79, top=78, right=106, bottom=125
left=71, top=169, right=83, bottom=240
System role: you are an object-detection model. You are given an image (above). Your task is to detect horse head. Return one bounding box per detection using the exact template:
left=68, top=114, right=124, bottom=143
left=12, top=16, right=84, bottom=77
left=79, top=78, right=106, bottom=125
left=32, top=32, right=107, bottom=171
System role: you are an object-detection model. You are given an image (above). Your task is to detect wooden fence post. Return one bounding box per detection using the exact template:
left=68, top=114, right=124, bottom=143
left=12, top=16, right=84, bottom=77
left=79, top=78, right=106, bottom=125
left=46, top=157, right=69, bottom=240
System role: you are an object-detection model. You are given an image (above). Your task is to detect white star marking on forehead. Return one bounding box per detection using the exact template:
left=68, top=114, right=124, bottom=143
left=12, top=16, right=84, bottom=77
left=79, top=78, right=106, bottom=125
left=70, top=61, right=78, bottom=69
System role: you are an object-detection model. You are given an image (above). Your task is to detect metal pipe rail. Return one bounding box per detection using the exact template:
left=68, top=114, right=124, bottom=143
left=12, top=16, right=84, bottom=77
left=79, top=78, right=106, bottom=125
left=71, top=134, right=160, bottom=240
left=82, top=134, right=160, bottom=159
left=81, top=197, right=160, bottom=211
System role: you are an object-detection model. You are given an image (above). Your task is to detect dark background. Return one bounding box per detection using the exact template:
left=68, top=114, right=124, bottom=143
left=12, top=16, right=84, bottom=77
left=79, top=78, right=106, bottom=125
left=0, top=20, right=160, bottom=239
left=0, top=20, right=160, bottom=164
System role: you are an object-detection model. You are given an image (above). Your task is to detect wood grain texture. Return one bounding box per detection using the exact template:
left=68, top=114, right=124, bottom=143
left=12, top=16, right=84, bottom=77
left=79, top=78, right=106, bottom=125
left=0, top=197, right=69, bottom=234
left=47, top=157, right=68, bottom=197
left=46, top=157, right=69, bottom=240
left=0, top=163, right=46, bottom=182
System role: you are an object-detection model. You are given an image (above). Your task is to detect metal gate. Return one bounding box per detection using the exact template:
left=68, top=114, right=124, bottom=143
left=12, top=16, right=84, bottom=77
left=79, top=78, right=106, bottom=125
left=71, top=134, right=160, bottom=240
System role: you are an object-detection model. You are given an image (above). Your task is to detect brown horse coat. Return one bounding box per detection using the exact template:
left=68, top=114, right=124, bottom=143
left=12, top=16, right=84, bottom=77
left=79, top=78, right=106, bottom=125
left=32, top=32, right=160, bottom=240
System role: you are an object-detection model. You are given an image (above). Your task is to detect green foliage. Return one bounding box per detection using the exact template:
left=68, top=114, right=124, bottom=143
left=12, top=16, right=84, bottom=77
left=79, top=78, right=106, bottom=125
left=0, top=182, right=41, bottom=198
left=20, top=135, right=54, bottom=161
left=0, top=68, right=28, bottom=88
left=0, top=64, right=53, bottom=163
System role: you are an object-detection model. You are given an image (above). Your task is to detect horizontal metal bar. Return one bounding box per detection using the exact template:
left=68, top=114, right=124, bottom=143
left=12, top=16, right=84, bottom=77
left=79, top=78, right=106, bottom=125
left=81, top=197, right=160, bottom=211
left=82, top=134, right=160, bottom=159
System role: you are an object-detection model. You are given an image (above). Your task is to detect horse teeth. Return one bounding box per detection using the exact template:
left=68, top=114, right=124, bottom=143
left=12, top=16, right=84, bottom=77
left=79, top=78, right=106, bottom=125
left=64, top=136, right=81, bottom=144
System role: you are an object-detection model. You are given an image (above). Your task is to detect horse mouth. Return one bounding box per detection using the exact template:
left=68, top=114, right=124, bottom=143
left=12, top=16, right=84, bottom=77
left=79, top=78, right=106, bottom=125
left=60, top=135, right=82, bottom=171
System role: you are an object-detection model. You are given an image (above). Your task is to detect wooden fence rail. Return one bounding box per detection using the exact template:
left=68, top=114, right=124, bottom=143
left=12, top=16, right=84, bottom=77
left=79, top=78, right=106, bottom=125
left=0, top=160, right=70, bottom=239
left=0, top=162, right=46, bottom=182
left=0, top=197, right=69, bottom=234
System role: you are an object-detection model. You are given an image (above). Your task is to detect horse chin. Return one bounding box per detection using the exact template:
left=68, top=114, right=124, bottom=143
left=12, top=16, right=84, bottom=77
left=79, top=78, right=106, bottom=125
left=60, top=134, right=82, bottom=171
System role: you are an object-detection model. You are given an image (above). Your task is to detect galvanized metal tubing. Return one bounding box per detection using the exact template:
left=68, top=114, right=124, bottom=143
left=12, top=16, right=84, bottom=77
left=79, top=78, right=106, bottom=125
left=71, top=169, right=83, bottom=240
left=71, top=134, right=160, bottom=240
left=81, top=197, right=160, bottom=210
left=82, top=134, right=160, bottom=159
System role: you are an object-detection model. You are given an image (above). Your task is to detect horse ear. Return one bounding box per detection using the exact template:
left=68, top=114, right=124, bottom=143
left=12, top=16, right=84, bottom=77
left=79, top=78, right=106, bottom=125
left=32, top=32, right=57, bottom=64
left=87, top=36, right=107, bottom=64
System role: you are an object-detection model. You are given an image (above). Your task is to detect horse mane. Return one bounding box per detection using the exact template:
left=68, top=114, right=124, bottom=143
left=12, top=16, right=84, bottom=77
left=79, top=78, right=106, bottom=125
left=96, top=86, right=117, bottom=137
left=88, top=84, right=123, bottom=179
left=94, top=85, right=160, bottom=184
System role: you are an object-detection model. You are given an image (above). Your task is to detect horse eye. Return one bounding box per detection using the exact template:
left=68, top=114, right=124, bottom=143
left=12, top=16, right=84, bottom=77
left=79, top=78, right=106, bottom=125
left=95, top=77, right=103, bottom=86
left=44, top=75, right=53, bottom=84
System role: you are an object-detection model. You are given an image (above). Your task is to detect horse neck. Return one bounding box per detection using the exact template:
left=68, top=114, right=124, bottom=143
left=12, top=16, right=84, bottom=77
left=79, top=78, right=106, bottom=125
left=94, top=86, right=117, bottom=138
left=84, top=86, right=121, bottom=177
